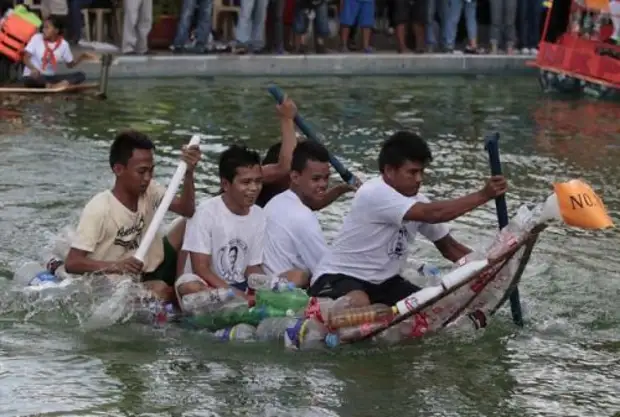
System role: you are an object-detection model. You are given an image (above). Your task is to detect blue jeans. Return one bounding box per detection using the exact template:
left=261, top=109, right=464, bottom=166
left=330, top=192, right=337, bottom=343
left=426, top=0, right=449, bottom=47
left=445, top=0, right=476, bottom=48
left=69, top=0, right=94, bottom=43
left=518, top=0, right=541, bottom=48
left=236, top=0, right=270, bottom=50
left=293, top=1, right=329, bottom=36
left=172, top=0, right=213, bottom=48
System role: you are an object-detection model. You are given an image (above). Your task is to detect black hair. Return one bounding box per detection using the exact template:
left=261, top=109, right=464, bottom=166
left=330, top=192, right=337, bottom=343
left=256, top=142, right=284, bottom=207
left=262, top=142, right=281, bottom=165
left=46, top=15, right=66, bottom=35
left=109, top=130, right=155, bottom=168
left=291, top=140, right=330, bottom=173
left=219, top=144, right=261, bottom=183
left=378, top=131, right=433, bottom=173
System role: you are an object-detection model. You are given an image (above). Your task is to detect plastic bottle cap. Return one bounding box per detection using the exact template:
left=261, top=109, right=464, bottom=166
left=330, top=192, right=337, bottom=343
left=286, top=282, right=296, bottom=291
left=325, top=333, right=339, bottom=348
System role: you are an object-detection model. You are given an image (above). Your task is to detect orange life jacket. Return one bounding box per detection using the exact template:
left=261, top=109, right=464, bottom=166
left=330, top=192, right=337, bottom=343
left=0, top=14, right=38, bottom=62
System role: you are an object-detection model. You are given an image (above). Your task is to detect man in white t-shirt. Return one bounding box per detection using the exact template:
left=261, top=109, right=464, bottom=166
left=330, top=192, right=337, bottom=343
left=309, top=131, right=508, bottom=307
left=64, top=130, right=201, bottom=300
left=22, top=16, right=96, bottom=89
left=263, top=140, right=356, bottom=288
left=177, top=144, right=267, bottom=302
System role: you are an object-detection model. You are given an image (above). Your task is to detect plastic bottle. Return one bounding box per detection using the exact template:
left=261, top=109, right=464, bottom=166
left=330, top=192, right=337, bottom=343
left=284, top=318, right=328, bottom=350
left=254, top=287, right=309, bottom=312
left=372, top=320, right=412, bottom=345
left=247, top=273, right=296, bottom=291
left=444, top=310, right=489, bottom=335
left=327, top=304, right=397, bottom=329
left=182, top=305, right=288, bottom=331
left=324, top=321, right=387, bottom=347
left=304, top=296, right=352, bottom=325
left=256, top=317, right=299, bottom=341
left=136, top=300, right=177, bottom=326
left=486, top=205, right=534, bottom=260
left=180, top=288, right=246, bottom=315
left=214, top=323, right=257, bottom=342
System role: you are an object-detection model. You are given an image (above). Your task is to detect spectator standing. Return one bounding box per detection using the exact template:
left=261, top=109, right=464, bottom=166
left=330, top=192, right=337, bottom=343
left=489, top=0, right=517, bottom=54
left=235, top=0, right=270, bottom=53
left=122, top=0, right=153, bottom=55
left=267, top=0, right=287, bottom=53
left=171, top=0, right=213, bottom=53
left=517, top=0, right=541, bottom=53
left=293, top=0, right=329, bottom=53
left=445, top=0, right=479, bottom=53
left=41, top=0, right=68, bottom=19
left=68, top=0, right=93, bottom=45
left=425, top=0, right=448, bottom=52
left=392, top=0, right=426, bottom=53
left=340, top=0, right=374, bottom=52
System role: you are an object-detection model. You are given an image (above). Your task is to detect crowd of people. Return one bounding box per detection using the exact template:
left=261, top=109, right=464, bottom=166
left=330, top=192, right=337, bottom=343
left=2, top=0, right=551, bottom=55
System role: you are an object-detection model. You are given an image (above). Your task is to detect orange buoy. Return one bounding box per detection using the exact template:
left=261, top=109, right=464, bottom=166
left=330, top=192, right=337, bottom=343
left=0, top=14, right=39, bottom=62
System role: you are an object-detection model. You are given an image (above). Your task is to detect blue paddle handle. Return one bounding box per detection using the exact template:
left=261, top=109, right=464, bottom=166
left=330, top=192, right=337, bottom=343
left=268, top=85, right=354, bottom=185
left=484, top=132, right=523, bottom=327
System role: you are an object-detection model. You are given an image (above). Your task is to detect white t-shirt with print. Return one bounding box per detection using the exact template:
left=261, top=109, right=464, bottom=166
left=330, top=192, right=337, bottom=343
left=23, top=33, right=73, bottom=77
left=71, top=181, right=167, bottom=273
left=263, top=190, right=328, bottom=277
left=312, top=177, right=450, bottom=285
left=182, top=196, right=266, bottom=286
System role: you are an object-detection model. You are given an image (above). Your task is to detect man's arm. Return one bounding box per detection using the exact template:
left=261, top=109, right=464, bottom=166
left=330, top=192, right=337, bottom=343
left=262, top=98, right=298, bottom=184
left=433, top=234, right=472, bottom=263
left=308, top=183, right=353, bottom=211
left=404, top=176, right=507, bottom=224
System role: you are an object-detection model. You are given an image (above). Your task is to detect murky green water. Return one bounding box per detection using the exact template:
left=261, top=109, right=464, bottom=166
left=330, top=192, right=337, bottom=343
left=0, top=76, right=619, bottom=417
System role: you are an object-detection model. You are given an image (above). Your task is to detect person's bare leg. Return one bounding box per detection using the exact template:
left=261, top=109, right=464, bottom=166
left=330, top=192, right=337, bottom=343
left=361, top=27, right=371, bottom=50
left=283, top=269, right=310, bottom=288
left=143, top=280, right=174, bottom=301
left=395, top=23, right=411, bottom=52
left=412, top=22, right=425, bottom=52
left=340, top=25, right=351, bottom=49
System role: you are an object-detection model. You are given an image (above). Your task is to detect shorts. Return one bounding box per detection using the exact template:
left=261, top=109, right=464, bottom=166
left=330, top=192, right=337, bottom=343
left=142, top=237, right=178, bottom=287
left=392, top=0, right=427, bottom=25
left=293, top=1, right=330, bottom=36
left=340, top=0, right=375, bottom=28
left=307, top=273, right=421, bottom=306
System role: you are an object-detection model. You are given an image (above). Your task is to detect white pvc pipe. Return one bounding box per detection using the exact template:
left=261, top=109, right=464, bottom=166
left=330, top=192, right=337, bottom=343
left=134, top=135, right=201, bottom=263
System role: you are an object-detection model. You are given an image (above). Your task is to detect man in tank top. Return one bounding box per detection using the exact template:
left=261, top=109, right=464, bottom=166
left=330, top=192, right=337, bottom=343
left=263, top=140, right=358, bottom=288
left=176, top=144, right=269, bottom=302
left=309, top=131, right=508, bottom=307
left=64, top=130, right=201, bottom=301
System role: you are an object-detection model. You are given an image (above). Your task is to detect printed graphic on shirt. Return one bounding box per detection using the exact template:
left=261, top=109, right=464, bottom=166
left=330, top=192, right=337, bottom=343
left=387, top=226, right=408, bottom=259
left=113, top=215, right=145, bottom=250
left=215, top=238, right=249, bottom=283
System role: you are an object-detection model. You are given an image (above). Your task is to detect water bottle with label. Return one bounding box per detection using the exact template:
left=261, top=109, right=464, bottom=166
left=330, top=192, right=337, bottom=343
left=328, top=304, right=396, bottom=329
left=247, top=273, right=296, bottom=291
left=304, top=296, right=352, bottom=326
left=284, top=318, right=328, bottom=350
left=214, top=323, right=257, bottom=342
left=325, top=321, right=387, bottom=348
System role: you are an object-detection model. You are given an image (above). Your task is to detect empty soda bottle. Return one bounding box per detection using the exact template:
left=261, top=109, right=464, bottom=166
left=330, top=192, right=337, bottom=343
left=325, top=321, right=387, bottom=348
left=304, top=295, right=352, bottom=326
left=214, top=323, right=257, bottom=342
left=327, top=304, right=396, bottom=329
left=180, top=288, right=246, bottom=315
left=247, top=273, right=296, bottom=291
left=254, top=287, right=309, bottom=312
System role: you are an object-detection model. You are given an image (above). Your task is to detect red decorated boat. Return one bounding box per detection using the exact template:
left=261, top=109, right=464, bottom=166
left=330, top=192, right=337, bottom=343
left=527, top=0, right=619, bottom=99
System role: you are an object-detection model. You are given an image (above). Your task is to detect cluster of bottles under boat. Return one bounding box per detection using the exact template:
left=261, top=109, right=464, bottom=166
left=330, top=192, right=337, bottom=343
left=131, top=271, right=489, bottom=350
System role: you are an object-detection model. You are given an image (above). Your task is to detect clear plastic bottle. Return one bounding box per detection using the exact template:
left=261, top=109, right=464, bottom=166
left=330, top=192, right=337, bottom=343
left=444, top=310, right=489, bottom=335
left=417, top=263, right=442, bottom=286
left=328, top=304, right=396, bottom=329
left=214, top=323, right=257, bottom=342
left=486, top=205, right=535, bottom=259
left=256, top=317, right=327, bottom=350
left=180, top=288, right=246, bottom=315
left=304, top=296, right=352, bottom=325
left=324, top=321, right=387, bottom=347
left=247, top=273, right=295, bottom=291
left=373, top=320, right=412, bottom=345
left=283, top=318, right=328, bottom=350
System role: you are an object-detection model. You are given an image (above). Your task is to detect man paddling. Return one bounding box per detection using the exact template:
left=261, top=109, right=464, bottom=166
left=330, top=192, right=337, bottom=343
left=263, top=140, right=357, bottom=288
left=308, top=131, right=508, bottom=307
left=64, top=130, right=200, bottom=300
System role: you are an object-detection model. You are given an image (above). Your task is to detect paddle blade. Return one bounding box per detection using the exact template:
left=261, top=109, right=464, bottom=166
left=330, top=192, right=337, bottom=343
left=542, top=180, right=614, bottom=229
